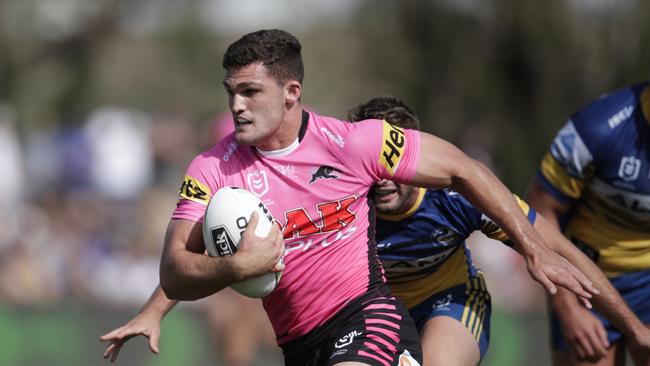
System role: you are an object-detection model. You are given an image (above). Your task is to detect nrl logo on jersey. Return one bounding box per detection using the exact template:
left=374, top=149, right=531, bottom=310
left=247, top=170, right=269, bottom=197
left=618, top=156, right=641, bottom=182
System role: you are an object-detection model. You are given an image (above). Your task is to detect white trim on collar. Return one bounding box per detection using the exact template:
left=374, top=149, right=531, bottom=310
left=256, top=137, right=300, bottom=157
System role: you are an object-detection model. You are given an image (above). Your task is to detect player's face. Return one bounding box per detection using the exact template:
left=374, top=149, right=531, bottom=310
left=223, top=62, right=286, bottom=147
left=372, top=179, right=420, bottom=215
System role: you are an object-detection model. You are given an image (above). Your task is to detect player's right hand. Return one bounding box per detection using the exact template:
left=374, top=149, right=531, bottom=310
left=233, top=212, right=285, bottom=281
left=557, top=305, right=609, bottom=362
left=99, top=311, right=162, bottom=362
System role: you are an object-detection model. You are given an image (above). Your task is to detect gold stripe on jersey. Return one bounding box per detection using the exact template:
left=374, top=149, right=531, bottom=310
left=481, top=194, right=533, bottom=242
left=388, top=247, right=469, bottom=309
left=641, top=85, right=650, bottom=123
left=540, top=152, right=588, bottom=200
left=377, top=188, right=426, bottom=222
left=473, top=297, right=486, bottom=341
left=461, top=274, right=489, bottom=341
left=566, top=189, right=650, bottom=275
left=465, top=278, right=479, bottom=333
left=379, top=120, right=406, bottom=176
left=179, top=175, right=211, bottom=205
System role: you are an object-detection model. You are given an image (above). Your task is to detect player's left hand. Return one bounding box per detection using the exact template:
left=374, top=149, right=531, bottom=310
left=100, top=311, right=162, bottom=362
left=525, top=246, right=599, bottom=303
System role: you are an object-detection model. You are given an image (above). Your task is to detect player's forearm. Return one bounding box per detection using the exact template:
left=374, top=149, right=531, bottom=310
left=141, top=286, right=178, bottom=320
left=160, top=249, right=239, bottom=301
left=536, top=216, right=646, bottom=337
left=452, top=160, right=548, bottom=257
left=411, top=134, right=547, bottom=255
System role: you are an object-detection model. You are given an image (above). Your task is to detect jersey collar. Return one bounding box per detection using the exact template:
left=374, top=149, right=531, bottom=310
left=377, top=187, right=426, bottom=222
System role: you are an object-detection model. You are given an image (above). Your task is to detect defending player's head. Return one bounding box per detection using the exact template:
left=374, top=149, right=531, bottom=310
left=347, top=96, right=420, bottom=131
left=347, top=96, right=422, bottom=216
left=222, top=29, right=304, bottom=147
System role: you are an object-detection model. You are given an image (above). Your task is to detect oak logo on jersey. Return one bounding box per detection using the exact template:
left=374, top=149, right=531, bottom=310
left=309, top=165, right=341, bottom=183
left=179, top=175, right=211, bottom=204
left=380, top=121, right=406, bottom=175
left=282, top=196, right=358, bottom=240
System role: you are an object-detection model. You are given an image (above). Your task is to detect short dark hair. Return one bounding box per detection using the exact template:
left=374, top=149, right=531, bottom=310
left=222, top=29, right=304, bottom=85
left=346, top=96, right=420, bottom=130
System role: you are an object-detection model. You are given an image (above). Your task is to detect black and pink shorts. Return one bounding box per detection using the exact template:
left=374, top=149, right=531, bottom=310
left=281, top=289, right=422, bottom=366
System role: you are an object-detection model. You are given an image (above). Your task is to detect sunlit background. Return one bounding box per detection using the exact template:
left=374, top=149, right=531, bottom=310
left=1, top=0, right=648, bottom=365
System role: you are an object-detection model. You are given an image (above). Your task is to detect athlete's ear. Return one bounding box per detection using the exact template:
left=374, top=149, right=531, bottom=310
left=285, top=80, right=301, bottom=105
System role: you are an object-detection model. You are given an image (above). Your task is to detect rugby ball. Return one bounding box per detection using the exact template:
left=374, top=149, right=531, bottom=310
left=202, top=186, right=282, bottom=298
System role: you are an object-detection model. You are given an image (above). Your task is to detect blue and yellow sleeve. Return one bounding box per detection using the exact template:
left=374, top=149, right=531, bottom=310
left=480, top=195, right=537, bottom=246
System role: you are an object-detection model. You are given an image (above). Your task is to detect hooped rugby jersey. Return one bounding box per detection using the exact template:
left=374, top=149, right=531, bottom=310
left=537, top=82, right=650, bottom=276
left=376, top=188, right=536, bottom=308
left=172, top=111, right=421, bottom=344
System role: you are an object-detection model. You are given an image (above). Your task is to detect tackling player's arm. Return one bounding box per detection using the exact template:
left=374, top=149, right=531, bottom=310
left=100, top=286, right=176, bottom=362
left=160, top=213, right=284, bottom=301
left=409, top=132, right=597, bottom=299
left=532, top=205, right=650, bottom=359
left=528, top=181, right=616, bottom=361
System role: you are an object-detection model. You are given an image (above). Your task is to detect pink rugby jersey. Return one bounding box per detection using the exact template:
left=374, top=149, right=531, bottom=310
left=172, top=111, right=421, bottom=344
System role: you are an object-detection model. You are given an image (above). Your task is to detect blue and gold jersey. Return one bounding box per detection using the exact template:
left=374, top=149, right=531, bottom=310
left=376, top=188, right=536, bottom=308
left=538, top=82, right=650, bottom=276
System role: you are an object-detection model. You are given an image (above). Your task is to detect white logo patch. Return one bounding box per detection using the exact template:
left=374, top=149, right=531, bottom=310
left=247, top=170, right=269, bottom=197
left=335, top=330, right=362, bottom=349
left=619, top=156, right=641, bottom=182
left=608, top=105, right=634, bottom=129
left=320, top=127, right=345, bottom=148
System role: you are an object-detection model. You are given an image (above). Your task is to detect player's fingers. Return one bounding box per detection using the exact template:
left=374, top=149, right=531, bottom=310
left=578, top=335, right=596, bottom=359
left=559, top=276, right=593, bottom=299
left=149, top=329, right=161, bottom=354
left=596, top=324, right=610, bottom=353
left=535, top=271, right=558, bottom=295
left=579, top=296, right=593, bottom=309
left=103, top=343, right=116, bottom=358
left=273, top=257, right=285, bottom=272
left=110, top=342, right=123, bottom=362
left=571, top=338, right=588, bottom=360
left=573, top=271, right=599, bottom=296
left=100, top=327, right=125, bottom=341
left=587, top=332, right=607, bottom=359
left=246, top=212, right=259, bottom=236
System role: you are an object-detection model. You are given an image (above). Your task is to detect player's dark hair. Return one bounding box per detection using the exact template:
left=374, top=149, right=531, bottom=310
left=346, top=96, right=421, bottom=130
left=222, top=29, right=304, bottom=85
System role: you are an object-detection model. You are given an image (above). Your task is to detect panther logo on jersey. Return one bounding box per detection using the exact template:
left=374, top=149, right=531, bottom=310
left=309, top=165, right=341, bottom=183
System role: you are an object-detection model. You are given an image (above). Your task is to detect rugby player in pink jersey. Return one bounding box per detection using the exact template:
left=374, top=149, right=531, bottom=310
left=100, top=29, right=598, bottom=366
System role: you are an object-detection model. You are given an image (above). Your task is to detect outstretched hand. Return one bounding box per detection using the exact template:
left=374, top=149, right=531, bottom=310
left=526, top=246, right=599, bottom=305
left=100, top=311, right=162, bottom=362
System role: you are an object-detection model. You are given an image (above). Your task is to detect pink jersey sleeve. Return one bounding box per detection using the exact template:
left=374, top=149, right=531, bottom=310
left=335, top=118, right=421, bottom=184
left=172, top=151, right=220, bottom=222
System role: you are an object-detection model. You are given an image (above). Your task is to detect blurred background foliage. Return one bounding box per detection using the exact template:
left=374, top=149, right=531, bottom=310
left=3, top=0, right=649, bottom=190
left=0, top=0, right=648, bottom=365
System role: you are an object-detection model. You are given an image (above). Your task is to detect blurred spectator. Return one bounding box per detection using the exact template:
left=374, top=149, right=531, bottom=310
left=84, top=107, right=153, bottom=201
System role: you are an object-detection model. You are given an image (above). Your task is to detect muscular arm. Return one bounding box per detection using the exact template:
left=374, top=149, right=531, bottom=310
left=533, top=212, right=648, bottom=340
left=409, top=132, right=596, bottom=297
left=159, top=219, right=240, bottom=300
left=528, top=180, right=650, bottom=354
left=160, top=214, right=284, bottom=301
